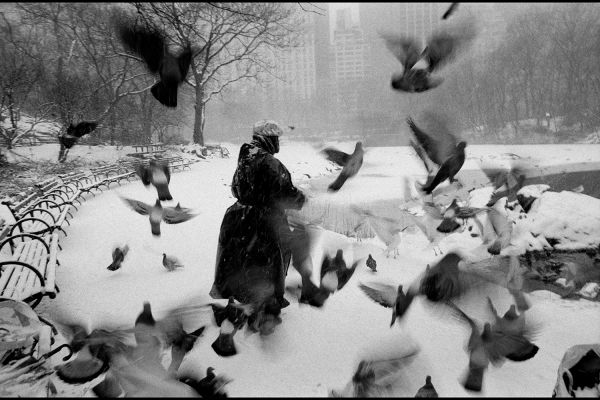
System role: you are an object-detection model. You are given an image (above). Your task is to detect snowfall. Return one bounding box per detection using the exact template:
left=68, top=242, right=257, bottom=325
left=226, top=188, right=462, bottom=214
left=2, top=141, right=600, bottom=397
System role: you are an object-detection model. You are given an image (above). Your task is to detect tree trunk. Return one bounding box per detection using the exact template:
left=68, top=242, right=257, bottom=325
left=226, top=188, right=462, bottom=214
left=193, top=89, right=205, bottom=145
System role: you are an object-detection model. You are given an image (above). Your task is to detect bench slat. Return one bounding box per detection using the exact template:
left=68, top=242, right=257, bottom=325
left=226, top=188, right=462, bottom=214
left=44, top=233, right=59, bottom=296
left=3, top=243, right=33, bottom=298
left=6, top=241, right=42, bottom=298
left=12, top=242, right=45, bottom=300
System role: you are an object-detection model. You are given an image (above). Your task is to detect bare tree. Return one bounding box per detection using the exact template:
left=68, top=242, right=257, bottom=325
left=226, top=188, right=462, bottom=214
left=17, top=3, right=154, bottom=161
left=0, top=11, right=47, bottom=149
left=132, top=2, right=300, bottom=145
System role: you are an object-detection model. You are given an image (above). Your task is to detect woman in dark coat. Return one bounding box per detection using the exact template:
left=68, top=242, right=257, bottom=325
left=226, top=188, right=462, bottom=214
left=209, top=120, right=306, bottom=313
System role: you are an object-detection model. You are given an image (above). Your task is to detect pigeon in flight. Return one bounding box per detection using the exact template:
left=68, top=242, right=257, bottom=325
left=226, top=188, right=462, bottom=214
left=486, top=204, right=513, bottom=255
left=446, top=300, right=540, bottom=392
left=381, top=19, right=476, bottom=93
left=359, top=282, right=414, bottom=327
left=364, top=252, right=529, bottom=324
left=483, top=164, right=527, bottom=207
left=415, top=375, right=438, bottom=397
left=179, top=367, right=232, bottom=399
left=162, top=253, right=184, bottom=271
left=136, top=160, right=173, bottom=201
left=320, top=249, right=362, bottom=293
left=321, top=142, right=364, bottom=192
left=117, top=18, right=192, bottom=107
left=329, top=346, right=420, bottom=397
left=107, top=245, right=130, bottom=271
left=120, top=197, right=199, bottom=236
left=351, top=206, right=411, bottom=258
left=59, top=121, right=99, bottom=149
left=407, top=116, right=466, bottom=194
left=442, top=3, right=459, bottom=20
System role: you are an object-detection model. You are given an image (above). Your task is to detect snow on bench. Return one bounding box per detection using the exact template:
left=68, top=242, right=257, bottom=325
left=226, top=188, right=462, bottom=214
left=0, top=232, right=60, bottom=308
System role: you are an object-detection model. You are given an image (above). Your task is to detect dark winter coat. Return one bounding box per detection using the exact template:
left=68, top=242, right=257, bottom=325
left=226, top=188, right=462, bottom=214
left=210, top=137, right=306, bottom=307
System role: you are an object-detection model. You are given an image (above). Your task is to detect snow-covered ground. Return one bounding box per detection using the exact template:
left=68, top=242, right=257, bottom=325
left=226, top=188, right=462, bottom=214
left=22, top=142, right=600, bottom=397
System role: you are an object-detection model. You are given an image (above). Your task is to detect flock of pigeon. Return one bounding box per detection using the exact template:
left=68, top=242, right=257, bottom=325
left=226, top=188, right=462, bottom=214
left=40, top=3, right=595, bottom=398
left=312, top=4, right=554, bottom=397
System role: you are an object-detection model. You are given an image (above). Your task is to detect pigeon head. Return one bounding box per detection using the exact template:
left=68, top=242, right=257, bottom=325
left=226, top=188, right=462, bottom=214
left=397, top=284, right=404, bottom=293
left=482, top=322, right=492, bottom=337
left=426, top=375, right=432, bottom=385
left=391, top=74, right=411, bottom=91
left=335, top=249, right=344, bottom=261
left=206, top=367, right=216, bottom=378
left=457, top=141, right=467, bottom=150
left=441, top=252, right=463, bottom=267
left=504, top=305, right=519, bottom=320
left=355, top=142, right=363, bottom=151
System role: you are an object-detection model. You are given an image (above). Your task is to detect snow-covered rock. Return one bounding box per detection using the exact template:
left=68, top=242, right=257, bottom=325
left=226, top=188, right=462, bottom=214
left=578, top=282, right=600, bottom=299
left=524, top=190, right=600, bottom=251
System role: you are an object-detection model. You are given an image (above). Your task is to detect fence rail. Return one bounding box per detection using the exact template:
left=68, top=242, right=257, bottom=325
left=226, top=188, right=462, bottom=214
left=0, top=136, right=58, bottom=147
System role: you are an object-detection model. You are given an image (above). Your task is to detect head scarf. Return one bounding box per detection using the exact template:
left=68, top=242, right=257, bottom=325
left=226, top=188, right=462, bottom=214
left=250, top=120, right=284, bottom=154
left=252, top=120, right=284, bottom=137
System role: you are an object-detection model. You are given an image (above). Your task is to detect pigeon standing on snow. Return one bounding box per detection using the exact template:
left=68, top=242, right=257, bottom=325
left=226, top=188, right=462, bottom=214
left=415, top=375, right=438, bottom=397
left=321, top=142, right=364, bottom=192
left=366, top=254, right=377, bottom=272
left=108, top=245, right=130, bottom=271
left=116, top=18, right=192, bottom=107
left=121, top=197, right=199, bottom=236
left=162, top=253, right=184, bottom=271
left=359, top=282, right=413, bottom=327
left=136, top=160, right=173, bottom=201
left=381, top=19, right=477, bottom=93
left=407, top=116, right=466, bottom=195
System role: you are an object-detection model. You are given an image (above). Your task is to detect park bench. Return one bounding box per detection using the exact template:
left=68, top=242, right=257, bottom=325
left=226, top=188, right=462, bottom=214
left=0, top=232, right=60, bottom=308
left=1, top=182, right=77, bottom=240
left=77, top=164, right=136, bottom=197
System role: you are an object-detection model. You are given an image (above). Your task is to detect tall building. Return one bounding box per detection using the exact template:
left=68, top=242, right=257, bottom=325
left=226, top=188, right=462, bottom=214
left=272, top=12, right=317, bottom=101
left=331, top=7, right=370, bottom=125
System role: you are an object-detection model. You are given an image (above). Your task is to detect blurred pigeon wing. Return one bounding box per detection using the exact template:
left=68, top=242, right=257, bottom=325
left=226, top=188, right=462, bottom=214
left=359, top=282, right=398, bottom=308
left=117, top=22, right=165, bottom=73
left=410, top=139, right=435, bottom=174
left=163, top=207, right=198, bottom=224
left=426, top=21, right=477, bottom=72
left=407, top=117, right=454, bottom=166
left=162, top=163, right=171, bottom=183
left=73, top=121, right=98, bottom=138
left=121, top=197, right=152, bottom=216
left=337, top=259, right=363, bottom=290
left=380, top=32, right=422, bottom=70
left=485, top=330, right=539, bottom=364
left=321, top=148, right=350, bottom=167
left=136, top=164, right=152, bottom=186
left=442, top=3, right=459, bottom=19
left=177, top=45, right=193, bottom=79
left=423, top=32, right=458, bottom=72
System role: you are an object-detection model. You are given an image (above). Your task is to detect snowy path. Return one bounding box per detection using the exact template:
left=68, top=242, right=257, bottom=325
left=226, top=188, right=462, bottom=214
left=38, top=144, right=600, bottom=397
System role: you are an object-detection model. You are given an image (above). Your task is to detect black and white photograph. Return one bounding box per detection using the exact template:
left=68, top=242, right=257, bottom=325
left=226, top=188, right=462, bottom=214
left=0, top=2, right=599, bottom=397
